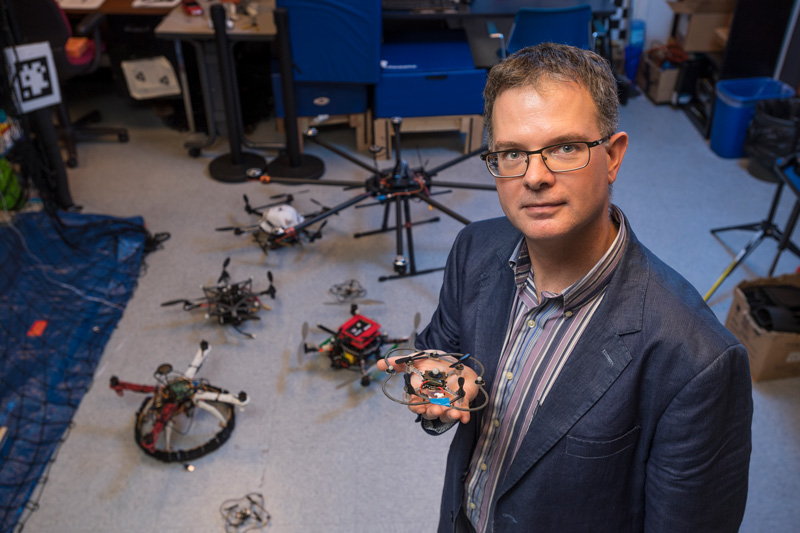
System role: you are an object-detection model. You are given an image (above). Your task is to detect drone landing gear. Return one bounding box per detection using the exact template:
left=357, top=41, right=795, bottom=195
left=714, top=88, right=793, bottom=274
left=134, top=389, right=236, bottom=463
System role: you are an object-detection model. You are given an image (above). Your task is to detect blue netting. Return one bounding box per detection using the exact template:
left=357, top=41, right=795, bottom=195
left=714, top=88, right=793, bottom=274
left=0, top=211, right=146, bottom=532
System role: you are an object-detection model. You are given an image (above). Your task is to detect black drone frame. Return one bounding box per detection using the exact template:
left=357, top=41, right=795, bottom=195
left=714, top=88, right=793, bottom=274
left=256, top=117, right=495, bottom=281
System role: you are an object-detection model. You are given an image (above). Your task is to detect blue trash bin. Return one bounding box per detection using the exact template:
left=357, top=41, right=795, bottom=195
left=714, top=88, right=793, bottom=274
left=710, top=77, right=795, bottom=158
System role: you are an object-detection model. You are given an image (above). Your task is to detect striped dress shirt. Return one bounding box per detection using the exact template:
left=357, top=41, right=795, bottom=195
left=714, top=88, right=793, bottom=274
left=463, top=206, right=627, bottom=532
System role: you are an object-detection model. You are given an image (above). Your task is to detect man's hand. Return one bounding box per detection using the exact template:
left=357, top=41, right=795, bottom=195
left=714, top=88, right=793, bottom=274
left=377, top=353, right=480, bottom=425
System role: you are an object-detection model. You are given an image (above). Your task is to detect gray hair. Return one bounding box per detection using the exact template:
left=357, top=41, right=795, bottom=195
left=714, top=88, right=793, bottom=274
left=483, top=42, right=620, bottom=148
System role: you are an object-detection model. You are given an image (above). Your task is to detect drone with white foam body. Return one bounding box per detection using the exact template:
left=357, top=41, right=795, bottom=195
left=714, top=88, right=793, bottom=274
left=216, top=193, right=328, bottom=254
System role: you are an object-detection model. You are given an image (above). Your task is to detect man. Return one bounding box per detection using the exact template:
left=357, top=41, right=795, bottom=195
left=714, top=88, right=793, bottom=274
left=378, top=43, right=752, bottom=532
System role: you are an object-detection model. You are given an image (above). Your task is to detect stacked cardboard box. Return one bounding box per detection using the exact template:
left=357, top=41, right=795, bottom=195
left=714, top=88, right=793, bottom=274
left=725, top=274, right=800, bottom=382
left=668, top=0, right=736, bottom=52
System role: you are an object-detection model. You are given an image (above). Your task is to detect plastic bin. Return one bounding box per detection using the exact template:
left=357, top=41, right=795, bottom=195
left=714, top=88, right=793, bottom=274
left=710, top=77, right=795, bottom=158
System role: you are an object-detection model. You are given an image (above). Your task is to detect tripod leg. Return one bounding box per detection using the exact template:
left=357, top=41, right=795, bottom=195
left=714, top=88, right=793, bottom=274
left=704, top=229, right=767, bottom=301
left=768, top=199, right=800, bottom=276
left=394, top=196, right=407, bottom=274
left=403, top=196, right=417, bottom=275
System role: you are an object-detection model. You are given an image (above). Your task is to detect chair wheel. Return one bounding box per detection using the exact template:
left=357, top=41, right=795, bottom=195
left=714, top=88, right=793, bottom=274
left=66, top=157, right=77, bottom=168
left=189, top=148, right=201, bottom=158
left=118, top=132, right=129, bottom=143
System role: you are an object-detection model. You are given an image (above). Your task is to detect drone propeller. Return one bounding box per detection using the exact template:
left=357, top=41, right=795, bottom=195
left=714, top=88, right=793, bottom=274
left=395, top=351, right=431, bottom=366
left=403, top=373, right=415, bottom=396
left=307, top=220, right=327, bottom=243
left=409, top=311, right=421, bottom=346
left=243, top=194, right=258, bottom=215
left=161, top=298, right=203, bottom=311
left=271, top=189, right=309, bottom=200
left=215, top=225, right=252, bottom=235
left=218, top=257, right=232, bottom=284
left=258, top=271, right=276, bottom=299
left=448, top=353, right=471, bottom=368
left=455, top=376, right=465, bottom=399
left=309, top=198, right=337, bottom=216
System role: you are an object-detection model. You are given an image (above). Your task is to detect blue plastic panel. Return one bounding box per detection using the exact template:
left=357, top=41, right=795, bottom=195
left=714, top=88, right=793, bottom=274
left=271, top=74, right=368, bottom=118
left=277, top=0, right=381, bottom=83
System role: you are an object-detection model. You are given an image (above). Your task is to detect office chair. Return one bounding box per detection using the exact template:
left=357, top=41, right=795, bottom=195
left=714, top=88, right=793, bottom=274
left=488, top=5, right=605, bottom=59
left=7, top=0, right=128, bottom=168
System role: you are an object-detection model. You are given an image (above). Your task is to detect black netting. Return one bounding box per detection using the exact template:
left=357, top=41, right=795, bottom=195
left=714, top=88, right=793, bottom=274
left=0, top=210, right=147, bottom=532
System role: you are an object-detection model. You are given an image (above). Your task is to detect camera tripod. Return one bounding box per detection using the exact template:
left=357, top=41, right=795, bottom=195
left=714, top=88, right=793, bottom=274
left=256, top=117, right=495, bottom=281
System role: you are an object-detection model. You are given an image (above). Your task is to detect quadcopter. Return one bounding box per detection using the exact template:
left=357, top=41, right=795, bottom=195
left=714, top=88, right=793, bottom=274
left=381, top=348, right=489, bottom=412
left=161, top=258, right=275, bottom=339
left=328, top=279, right=367, bottom=304
left=109, top=340, right=249, bottom=462
left=220, top=492, right=270, bottom=533
left=303, top=304, right=410, bottom=386
left=216, top=193, right=328, bottom=254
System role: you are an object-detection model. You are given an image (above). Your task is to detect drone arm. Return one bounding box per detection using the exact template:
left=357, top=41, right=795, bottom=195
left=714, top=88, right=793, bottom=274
left=316, top=323, right=340, bottom=337
left=424, top=145, right=487, bottom=178
left=195, top=389, right=250, bottom=407
left=305, top=132, right=379, bottom=173
left=285, top=192, right=373, bottom=234
left=184, top=340, right=211, bottom=380
left=411, top=191, right=471, bottom=225
left=109, top=376, right=156, bottom=396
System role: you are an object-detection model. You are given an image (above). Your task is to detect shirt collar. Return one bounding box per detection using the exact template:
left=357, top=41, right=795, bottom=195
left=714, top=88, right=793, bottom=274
left=508, top=205, right=627, bottom=310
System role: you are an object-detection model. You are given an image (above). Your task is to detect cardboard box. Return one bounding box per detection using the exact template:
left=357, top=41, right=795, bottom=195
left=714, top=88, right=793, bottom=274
left=668, top=1, right=734, bottom=52
left=725, top=274, right=800, bottom=382
left=636, top=56, right=679, bottom=104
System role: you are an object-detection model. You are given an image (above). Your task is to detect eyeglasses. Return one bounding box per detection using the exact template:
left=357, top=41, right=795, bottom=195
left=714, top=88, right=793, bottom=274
left=480, top=138, right=609, bottom=178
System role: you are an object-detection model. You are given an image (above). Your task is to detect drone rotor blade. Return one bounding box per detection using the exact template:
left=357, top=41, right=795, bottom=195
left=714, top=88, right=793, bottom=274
left=218, top=258, right=232, bottom=284
left=456, top=376, right=465, bottom=398
left=403, top=373, right=415, bottom=396
left=161, top=298, right=193, bottom=307
left=449, top=353, right=471, bottom=368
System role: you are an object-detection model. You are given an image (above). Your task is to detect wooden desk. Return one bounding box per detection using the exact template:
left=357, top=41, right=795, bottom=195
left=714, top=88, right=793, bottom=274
left=60, top=0, right=173, bottom=16
left=155, top=1, right=276, bottom=156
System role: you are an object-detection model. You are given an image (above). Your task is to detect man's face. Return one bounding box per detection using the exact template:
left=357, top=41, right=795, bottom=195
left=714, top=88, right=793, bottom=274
left=491, top=82, right=627, bottom=249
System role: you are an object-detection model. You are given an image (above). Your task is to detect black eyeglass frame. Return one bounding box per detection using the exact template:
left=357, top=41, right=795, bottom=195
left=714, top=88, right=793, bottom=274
left=480, top=137, right=609, bottom=178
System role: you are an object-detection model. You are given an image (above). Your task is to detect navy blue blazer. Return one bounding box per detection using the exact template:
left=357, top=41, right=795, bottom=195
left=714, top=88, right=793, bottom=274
left=416, top=215, right=753, bottom=532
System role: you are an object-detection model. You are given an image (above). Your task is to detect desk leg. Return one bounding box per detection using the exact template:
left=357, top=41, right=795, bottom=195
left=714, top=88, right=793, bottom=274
left=184, top=40, right=218, bottom=154
left=173, top=39, right=195, bottom=134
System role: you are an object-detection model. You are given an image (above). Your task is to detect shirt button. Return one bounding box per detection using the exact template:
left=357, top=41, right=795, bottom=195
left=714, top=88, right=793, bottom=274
left=493, top=419, right=500, bottom=428
left=469, top=503, right=476, bottom=510
left=506, top=372, right=513, bottom=381
left=527, top=319, right=535, bottom=328
left=480, top=463, right=487, bottom=471
left=565, top=310, right=573, bottom=318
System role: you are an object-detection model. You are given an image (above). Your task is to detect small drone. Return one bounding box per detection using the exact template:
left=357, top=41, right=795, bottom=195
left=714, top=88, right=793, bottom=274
left=328, top=279, right=367, bottom=304
left=381, top=348, right=489, bottom=412
left=304, top=304, right=410, bottom=386
left=220, top=492, right=270, bottom=533
left=109, top=340, right=249, bottom=462
left=161, top=258, right=275, bottom=338
left=216, top=193, right=327, bottom=254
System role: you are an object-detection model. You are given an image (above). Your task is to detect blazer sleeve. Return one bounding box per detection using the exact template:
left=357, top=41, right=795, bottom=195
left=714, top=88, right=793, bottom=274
left=644, top=344, right=753, bottom=532
left=415, top=229, right=465, bottom=355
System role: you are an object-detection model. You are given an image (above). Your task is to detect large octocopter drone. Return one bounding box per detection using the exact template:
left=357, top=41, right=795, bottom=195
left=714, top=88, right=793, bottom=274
left=254, top=117, right=495, bottom=281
